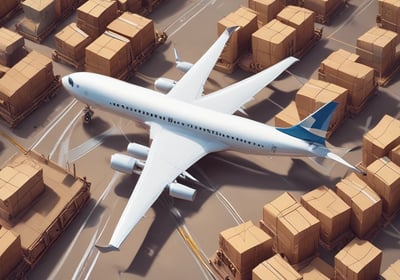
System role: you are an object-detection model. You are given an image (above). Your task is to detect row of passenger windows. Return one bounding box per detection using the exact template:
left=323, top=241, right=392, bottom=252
left=109, top=101, right=265, bottom=148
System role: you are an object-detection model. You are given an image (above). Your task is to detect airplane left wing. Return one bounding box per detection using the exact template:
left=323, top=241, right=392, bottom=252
left=104, top=124, right=227, bottom=250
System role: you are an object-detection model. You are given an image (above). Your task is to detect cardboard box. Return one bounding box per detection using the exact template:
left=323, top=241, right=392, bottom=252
left=304, top=0, right=341, bottom=17
left=295, top=79, right=348, bottom=126
left=336, top=173, right=382, bottom=238
left=0, top=0, right=19, bottom=19
left=299, top=257, right=334, bottom=280
left=274, top=101, right=301, bottom=128
left=381, top=259, right=400, bottom=280
left=54, top=0, right=76, bottom=19
left=218, top=7, right=258, bottom=63
left=126, top=0, right=142, bottom=13
left=252, top=19, right=296, bottom=68
left=219, top=220, right=273, bottom=273
left=301, top=186, right=351, bottom=242
left=390, top=144, right=400, bottom=166
left=0, top=227, right=22, bottom=280
left=0, top=28, right=25, bottom=67
left=107, top=12, right=155, bottom=57
left=263, top=192, right=320, bottom=264
left=379, top=0, right=400, bottom=27
left=366, top=157, right=400, bottom=216
left=277, top=5, right=315, bottom=52
left=252, top=254, right=302, bottom=280
left=363, top=114, right=400, bottom=166
left=85, top=32, right=132, bottom=78
left=248, top=0, right=285, bottom=26
left=335, top=238, right=382, bottom=280
left=22, top=0, right=56, bottom=27
left=356, top=26, right=398, bottom=74
left=55, top=23, right=93, bottom=61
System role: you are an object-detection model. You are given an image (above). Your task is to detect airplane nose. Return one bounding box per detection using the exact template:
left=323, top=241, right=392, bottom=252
left=61, top=75, right=75, bottom=89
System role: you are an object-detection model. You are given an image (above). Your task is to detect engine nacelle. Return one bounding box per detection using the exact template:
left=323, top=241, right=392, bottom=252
left=110, top=153, right=140, bottom=174
left=167, top=182, right=197, bottom=202
left=127, top=143, right=149, bottom=160
left=176, top=61, right=193, bottom=73
left=154, top=77, right=176, bottom=93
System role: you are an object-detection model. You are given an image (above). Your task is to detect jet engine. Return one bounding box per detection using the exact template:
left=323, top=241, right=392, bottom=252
left=154, top=77, right=177, bottom=93
left=110, top=153, right=144, bottom=174
left=127, top=143, right=149, bottom=160
left=167, top=182, right=197, bottom=202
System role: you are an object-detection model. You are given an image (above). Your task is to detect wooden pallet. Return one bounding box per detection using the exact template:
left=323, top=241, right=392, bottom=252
left=15, top=20, right=57, bottom=43
left=52, top=50, right=84, bottom=70
left=319, top=230, right=354, bottom=252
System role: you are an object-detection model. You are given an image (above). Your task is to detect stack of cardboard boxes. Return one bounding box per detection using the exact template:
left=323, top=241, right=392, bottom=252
left=336, top=173, right=382, bottom=238
left=252, top=19, right=296, bottom=69
left=0, top=227, right=21, bottom=279
left=319, top=49, right=376, bottom=113
left=362, top=114, right=400, bottom=166
left=0, top=28, right=26, bottom=67
left=54, top=0, right=79, bottom=19
left=356, top=26, right=398, bottom=75
left=17, top=0, right=57, bottom=39
left=378, top=0, right=400, bottom=33
left=218, top=220, right=273, bottom=280
left=252, top=254, right=302, bottom=280
left=77, top=0, right=118, bottom=39
left=334, top=238, right=382, bottom=280
left=55, top=23, right=93, bottom=65
left=248, top=0, right=285, bottom=27
left=0, top=0, right=19, bottom=20
left=118, top=0, right=142, bottom=13
left=0, top=162, right=45, bottom=223
left=217, top=8, right=258, bottom=65
left=300, top=186, right=351, bottom=245
left=276, top=6, right=315, bottom=53
left=274, top=101, right=301, bottom=128
left=0, top=51, right=55, bottom=120
left=262, top=192, right=320, bottom=264
left=303, top=0, right=341, bottom=22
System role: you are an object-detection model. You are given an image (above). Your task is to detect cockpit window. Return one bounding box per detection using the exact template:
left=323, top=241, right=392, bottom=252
left=68, top=77, right=74, bottom=87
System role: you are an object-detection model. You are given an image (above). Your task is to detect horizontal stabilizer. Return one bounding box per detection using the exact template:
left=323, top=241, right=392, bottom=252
left=95, top=244, right=120, bottom=253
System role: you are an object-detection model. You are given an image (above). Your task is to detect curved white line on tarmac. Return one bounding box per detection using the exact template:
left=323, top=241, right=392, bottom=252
left=216, top=191, right=244, bottom=225
left=49, top=172, right=122, bottom=279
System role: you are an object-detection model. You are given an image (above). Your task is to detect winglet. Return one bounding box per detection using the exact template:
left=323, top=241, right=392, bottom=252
left=95, top=244, right=120, bottom=253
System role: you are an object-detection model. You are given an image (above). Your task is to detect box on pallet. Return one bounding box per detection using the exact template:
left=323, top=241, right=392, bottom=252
left=274, top=101, right=301, bottom=128
left=335, top=238, right=382, bottom=280
left=0, top=227, right=22, bottom=280
left=248, top=0, right=285, bottom=26
left=55, top=23, right=92, bottom=61
left=277, top=5, right=315, bottom=52
left=262, top=192, right=320, bottom=264
left=366, top=157, right=400, bottom=216
left=0, top=27, right=25, bottom=67
left=252, top=19, right=296, bottom=68
left=252, top=254, right=302, bottom=280
left=378, top=0, right=400, bottom=33
left=303, top=0, right=341, bottom=18
left=217, top=7, right=258, bottom=64
left=299, top=257, right=334, bottom=280
left=336, top=173, right=382, bottom=238
left=362, top=114, right=400, bottom=166
left=301, top=186, right=351, bottom=242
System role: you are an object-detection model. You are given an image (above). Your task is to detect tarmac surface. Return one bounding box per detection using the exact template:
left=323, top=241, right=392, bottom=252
left=0, top=0, right=399, bottom=279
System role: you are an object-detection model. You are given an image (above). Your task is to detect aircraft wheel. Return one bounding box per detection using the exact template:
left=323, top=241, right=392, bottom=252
left=83, top=108, right=94, bottom=123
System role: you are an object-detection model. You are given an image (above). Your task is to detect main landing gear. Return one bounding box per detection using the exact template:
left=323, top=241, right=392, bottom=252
left=83, top=106, right=94, bottom=124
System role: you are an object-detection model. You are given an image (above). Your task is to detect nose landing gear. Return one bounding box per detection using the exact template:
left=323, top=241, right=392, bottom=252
left=83, top=106, right=94, bottom=123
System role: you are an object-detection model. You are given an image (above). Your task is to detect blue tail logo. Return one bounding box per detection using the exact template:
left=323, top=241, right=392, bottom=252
left=277, top=101, right=338, bottom=145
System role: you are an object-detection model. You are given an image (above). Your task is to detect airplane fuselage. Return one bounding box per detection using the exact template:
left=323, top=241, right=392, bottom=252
left=64, top=72, right=317, bottom=159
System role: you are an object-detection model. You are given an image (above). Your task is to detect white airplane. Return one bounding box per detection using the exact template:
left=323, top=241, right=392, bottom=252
left=62, top=26, right=363, bottom=251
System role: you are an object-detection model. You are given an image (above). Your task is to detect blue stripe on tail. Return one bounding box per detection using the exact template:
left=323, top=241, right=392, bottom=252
left=277, top=101, right=338, bottom=145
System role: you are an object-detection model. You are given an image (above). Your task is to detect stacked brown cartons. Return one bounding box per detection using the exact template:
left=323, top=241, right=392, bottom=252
left=390, top=144, right=400, bottom=165
left=217, top=7, right=258, bottom=64
left=381, top=259, right=400, bottom=279
left=17, top=0, right=56, bottom=38
left=295, top=79, right=348, bottom=129
left=0, top=228, right=22, bottom=279
left=378, top=0, right=400, bottom=33
left=303, top=0, right=341, bottom=19
left=252, top=19, right=296, bottom=68
left=126, top=0, right=142, bottom=13
left=276, top=5, right=315, bottom=52
left=55, top=23, right=93, bottom=62
left=0, top=51, right=54, bottom=117
left=366, top=157, right=400, bottom=217
left=54, top=0, right=76, bottom=19
left=252, top=254, right=302, bottom=280
left=335, top=173, right=382, bottom=238
left=219, top=220, right=273, bottom=280
left=0, top=163, right=45, bottom=222
left=274, top=101, right=301, bottom=128
left=0, top=0, right=19, bottom=19
left=248, top=0, right=285, bottom=27
left=362, top=114, right=400, bottom=166
left=334, top=238, right=382, bottom=280
left=107, top=12, right=155, bottom=58
left=85, top=32, right=132, bottom=78
left=319, top=49, right=375, bottom=112
left=262, top=192, right=320, bottom=264
left=356, top=27, right=398, bottom=74
left=77, top=0, right=118, bottom=39
left=0, top=28, right=26, bottom=67
left=299, top=257, right=334, bottom=280
left=301, top=186, right=351, bottom=244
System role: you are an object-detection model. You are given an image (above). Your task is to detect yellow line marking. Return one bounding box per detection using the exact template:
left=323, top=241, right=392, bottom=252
left=0, top=130, right=28, bottom=154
